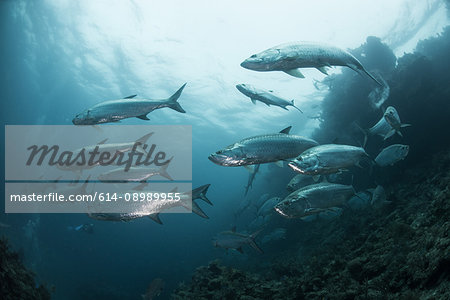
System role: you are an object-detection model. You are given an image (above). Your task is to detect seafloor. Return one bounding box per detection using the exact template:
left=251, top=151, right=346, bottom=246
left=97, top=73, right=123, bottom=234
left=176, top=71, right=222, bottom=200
left=172, top=149, right=450, bottom=299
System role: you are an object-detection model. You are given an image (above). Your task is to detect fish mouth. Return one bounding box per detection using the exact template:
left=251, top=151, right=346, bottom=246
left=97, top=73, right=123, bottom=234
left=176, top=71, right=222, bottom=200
left=208, top=153, right=229, bottom=166
left=274, top=205, right=289, bottom=218
left=288, top=161, right=305, bottom=174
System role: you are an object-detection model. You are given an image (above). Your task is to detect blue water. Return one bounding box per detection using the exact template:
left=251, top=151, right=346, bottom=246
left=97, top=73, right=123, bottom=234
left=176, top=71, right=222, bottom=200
left=1, top=1, right=449, bottom=299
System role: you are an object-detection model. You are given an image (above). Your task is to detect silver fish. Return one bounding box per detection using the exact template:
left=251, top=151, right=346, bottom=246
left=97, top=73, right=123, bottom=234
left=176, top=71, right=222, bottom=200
left=213, top=228, right=263, bottom=254
left=209, top=126, right=318, bottom=166
left=288, top=144, right=368, bottom=175
left=241, top=42, right=381, bottom=85
left=236, top=84, right=302, bottom=112
left=370, top=185, right=390, bottom=208
left=261, top=228, right=287, bottom=244
left=375, top=144, right=409, bottom=167
left=88, top=184, right=211, bottom=224
left=73, top=83, right=187, bottom=125
left=286, top=174, right=315, bottom=192
left=274, top=183, right=354, bottom=218
left=98, top=158, right=173, bottom=182
left=383, top=106, right=411, bottom=139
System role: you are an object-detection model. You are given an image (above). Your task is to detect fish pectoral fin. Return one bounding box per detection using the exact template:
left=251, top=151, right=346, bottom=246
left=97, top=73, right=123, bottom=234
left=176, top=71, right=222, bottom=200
left=97, top=138, right=108, bottom=145
left=148, top=213, right=163, bottom=225
left=284, top=68, right=305, bottom=78
left=236, top=247, right=244, bottom=254
left=312, top=175, right=321, bottom=182
left=397, top=130, right=403, bottom=137
left=384, top=129, right=395, bottom=140
left=244, top=165, right=254, bottom=173
left=401, top=123, right=412, bottom=128
left=265, top=102, right=271, bottom=107
left=136, top=114, right=150, bottom=120
left=251, top=98, right=257, bottom=104
left=316, top=66, right=329, bottom=75
left=124, top=94, right=137, bottom=99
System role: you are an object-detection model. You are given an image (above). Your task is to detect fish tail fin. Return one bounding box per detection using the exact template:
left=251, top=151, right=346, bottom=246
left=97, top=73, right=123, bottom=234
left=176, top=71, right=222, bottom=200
left=191, top=200, right=209, bottom=219
left=290, top=100, right=303, bottom=113
left=167, top=83, right=187, bottom=113
left=159, top=157, right=173, bottom=180
left=249, top=229, right=264, bottom=254
left=191, top=184, right=212, bottom=205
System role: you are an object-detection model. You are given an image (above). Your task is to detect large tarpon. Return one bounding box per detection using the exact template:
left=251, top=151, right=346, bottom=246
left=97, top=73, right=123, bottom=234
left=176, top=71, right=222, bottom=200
left=73, top=83, right=187, bottom=125
left=241, top=42, right=381, bottom=86
left=208, top=126, right=318, bottom=166
left=87, top=184, right=212, bottom=224
left=274, top=183, right=354, bottom=218
left=288, top=144, right=368, bottom=175
left=236, top=84, right=303, bottom=112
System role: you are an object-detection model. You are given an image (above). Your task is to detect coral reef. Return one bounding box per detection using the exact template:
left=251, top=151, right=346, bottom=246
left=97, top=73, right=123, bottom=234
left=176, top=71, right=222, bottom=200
left=172, top=149, right=450, bottom=299
left=0, top=238, right=51, bottom=300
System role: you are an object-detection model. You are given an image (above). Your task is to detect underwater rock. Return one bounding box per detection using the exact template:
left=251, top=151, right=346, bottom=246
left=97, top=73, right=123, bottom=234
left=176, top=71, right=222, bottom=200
left=0, top=238, right=51, bottom=300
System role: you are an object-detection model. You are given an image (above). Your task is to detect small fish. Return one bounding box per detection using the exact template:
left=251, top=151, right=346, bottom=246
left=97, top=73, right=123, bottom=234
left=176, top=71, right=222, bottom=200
left=383, top=106, right=411, bottom=139
left=370, top=185, right=390, bottom=208
left=213, top=227, right=263, bottom=254
left=375, top=144, right=409, bottom=167
left=261, top=228, right=287, bottom=244
left=0, top=222, right=11, bottom=229
left=68, top=223, right=94, bottom=234
left=142, top=278, right=165, bottom=300
left=286, top=174, right=315, bottom=192
left=98, top=158, right=173, bottom=182
left=73, top=84, right=187, bottom=125
left=288, top=144, right=369, bottom=175
left=209, top=126, right=318, bottom=167
left=274, top=183, right=354, bottom=218
left=241, top=42, right=381, bottom=85
left=236, top=84, right=302, bottom=112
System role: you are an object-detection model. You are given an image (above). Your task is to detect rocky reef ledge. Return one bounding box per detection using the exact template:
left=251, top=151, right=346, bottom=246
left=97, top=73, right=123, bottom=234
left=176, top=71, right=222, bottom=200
left=172, top=150, right=450, bottom=299
left=0, top=238, right=51, bottom=300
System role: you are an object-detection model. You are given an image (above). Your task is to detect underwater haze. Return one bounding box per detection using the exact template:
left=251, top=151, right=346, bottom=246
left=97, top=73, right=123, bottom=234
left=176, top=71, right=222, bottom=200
left=1, top=0, right=450, bottom=299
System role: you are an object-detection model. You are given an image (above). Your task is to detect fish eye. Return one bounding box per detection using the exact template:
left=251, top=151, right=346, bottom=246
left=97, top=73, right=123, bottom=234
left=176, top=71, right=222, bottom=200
left=250, top=54, right=257, bottom=58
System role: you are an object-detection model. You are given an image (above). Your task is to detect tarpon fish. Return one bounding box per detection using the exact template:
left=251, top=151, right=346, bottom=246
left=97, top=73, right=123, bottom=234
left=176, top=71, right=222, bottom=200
left=236, top=84, right=303, bottom=112
left=369, top=185, right=390, bottom=208
left=383, top=106, right=411, bottom=139
left=375, top=144, right=409, bottom=167
left=261, top=228, right=287, bottom=244
left=98, top=158, right=173, bottom=182
left=241, top=42, right=381, bottom=86
left=213, top=227, right=263, bottom=254
left=73, top=83, right=187, bottom=125
left=274, top=183, right=354, bottom=218
left=286, top=174, right=315, bottom=192
left=88, top=184, right=212, bottom=224
left=288, top=144, right=368, bottom=175
left=244, top=164, right=260, bottom=196
left=208, top=126, right=319, bottom=166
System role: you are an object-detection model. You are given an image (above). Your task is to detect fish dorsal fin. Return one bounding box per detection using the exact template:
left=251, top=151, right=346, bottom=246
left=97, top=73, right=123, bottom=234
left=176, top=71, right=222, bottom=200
left=134, top=182, right=148, bottom=191
left=136, top=114, right=150, bottom=121
left=124, top=95, right=137, bottom=99
left=231, top=226, right=236, bottom=233
left=268, top=90, right=273, bottom=93
left=284, top=68, right=305, bottom=78
left=170, top=187, right=178, bottom=193
left=251, top=99, right=256, bottom=104
left=279, top=126, right=292, bottom=134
